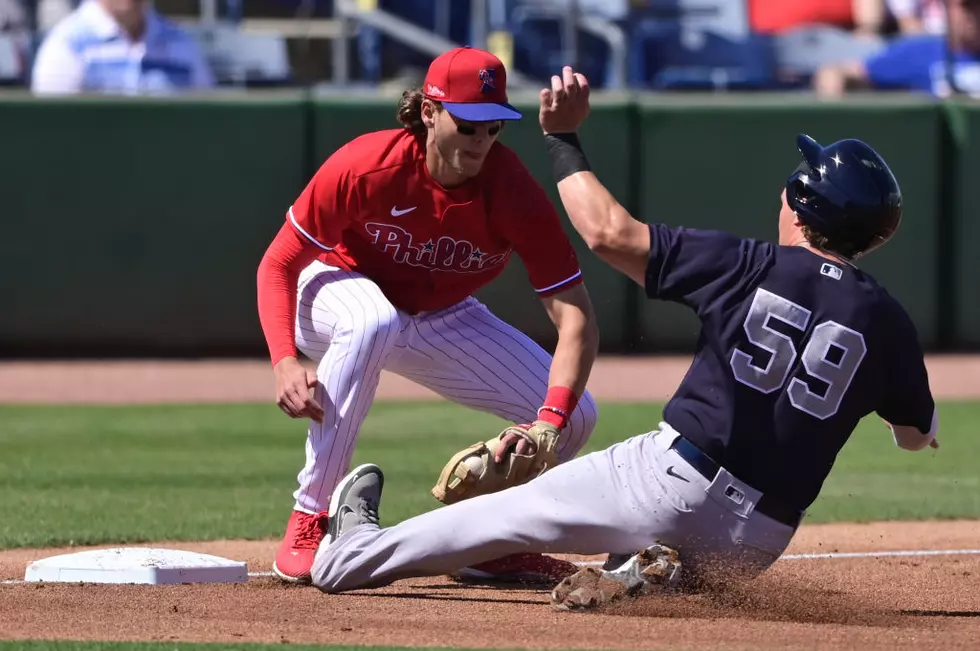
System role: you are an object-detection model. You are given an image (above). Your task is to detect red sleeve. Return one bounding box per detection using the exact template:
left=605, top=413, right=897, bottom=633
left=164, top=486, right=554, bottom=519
left=500, top=166, right=583, bottom=298
left=258, top=146, right=359, bottom=367
left=256, top=221, right=322, bottom=367
left=288, top=144, right=358, bottom=250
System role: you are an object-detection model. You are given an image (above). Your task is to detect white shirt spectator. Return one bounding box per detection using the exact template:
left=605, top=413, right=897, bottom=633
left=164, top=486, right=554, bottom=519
left=31, top=0, right=214, bottom=95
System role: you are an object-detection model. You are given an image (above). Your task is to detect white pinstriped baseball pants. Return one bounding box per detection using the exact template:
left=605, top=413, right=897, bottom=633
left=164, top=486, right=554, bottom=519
left=291, top=261, right=599, bottom=514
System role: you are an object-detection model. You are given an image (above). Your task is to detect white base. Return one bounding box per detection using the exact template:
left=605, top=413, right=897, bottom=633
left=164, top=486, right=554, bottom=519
left=24, top=547, right=248, bottom=585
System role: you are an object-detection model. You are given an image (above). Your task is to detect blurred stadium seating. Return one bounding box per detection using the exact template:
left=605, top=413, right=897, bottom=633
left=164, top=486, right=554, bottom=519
left=0, top=34, right=25, bottom=85
left=0, top=0, right=955, bottom=92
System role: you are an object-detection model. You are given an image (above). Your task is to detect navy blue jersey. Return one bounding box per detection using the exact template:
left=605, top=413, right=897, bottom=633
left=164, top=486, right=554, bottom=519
left=645, top=223, right=935, bottom=511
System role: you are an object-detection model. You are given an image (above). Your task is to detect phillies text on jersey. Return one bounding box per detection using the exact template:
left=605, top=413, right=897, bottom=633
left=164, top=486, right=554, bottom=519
left=363, top=222, right=511, bottom=272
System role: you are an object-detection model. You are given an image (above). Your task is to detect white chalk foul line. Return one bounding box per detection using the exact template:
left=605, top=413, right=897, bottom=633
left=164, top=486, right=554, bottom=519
left=3, top=548, right=979, bottom=585
left=572, top=548, right=980, bottom=568
left=780, top=548, right=980, bottom=560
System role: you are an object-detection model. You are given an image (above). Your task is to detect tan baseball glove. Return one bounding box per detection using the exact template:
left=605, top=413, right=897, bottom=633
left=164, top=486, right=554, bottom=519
left=431, top=420, right=560, bottom=505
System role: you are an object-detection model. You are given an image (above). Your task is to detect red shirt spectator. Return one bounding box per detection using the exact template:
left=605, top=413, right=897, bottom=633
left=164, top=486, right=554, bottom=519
left=749, top=0, right=856, bottom=33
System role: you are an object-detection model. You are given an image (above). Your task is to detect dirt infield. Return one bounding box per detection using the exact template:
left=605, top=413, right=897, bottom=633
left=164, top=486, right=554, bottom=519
left=0, top=355, right=977, bottom=650
left=2, top=354, right=980, bottom=403
left=1, top=524, right=978, bottom=650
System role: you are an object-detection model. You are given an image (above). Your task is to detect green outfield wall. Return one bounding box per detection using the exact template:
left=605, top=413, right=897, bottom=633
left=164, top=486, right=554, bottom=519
left=945, top=99, right=980, bottom=348
left=0, top=93, right=310, bottom=356
left=0, top=91, right=971, bottom=357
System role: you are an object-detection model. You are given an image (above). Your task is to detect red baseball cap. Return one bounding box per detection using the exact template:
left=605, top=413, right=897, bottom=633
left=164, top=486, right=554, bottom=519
left=422, top=46, right=522, bottom=122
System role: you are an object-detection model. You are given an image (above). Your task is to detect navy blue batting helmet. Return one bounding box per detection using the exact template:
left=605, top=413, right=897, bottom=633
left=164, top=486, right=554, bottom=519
left=785, top=134, right=902, bottom=260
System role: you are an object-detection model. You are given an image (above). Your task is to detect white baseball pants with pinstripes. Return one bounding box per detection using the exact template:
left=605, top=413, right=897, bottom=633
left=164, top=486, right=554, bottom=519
left=291, top=260, right=599, bottom=514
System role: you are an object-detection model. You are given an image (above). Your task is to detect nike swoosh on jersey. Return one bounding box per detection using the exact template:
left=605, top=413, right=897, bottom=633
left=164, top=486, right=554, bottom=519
left=665, top=466, right=690, bottom=482
left=390, top=206, right=417, bottom=216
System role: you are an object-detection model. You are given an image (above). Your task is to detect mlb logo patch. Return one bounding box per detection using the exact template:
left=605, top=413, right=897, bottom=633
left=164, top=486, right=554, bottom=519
left=724, top=484, right=745, bottom=505
left=820, top=263, right=843, bottom=280
left=478, top=68, right=496, bottom=94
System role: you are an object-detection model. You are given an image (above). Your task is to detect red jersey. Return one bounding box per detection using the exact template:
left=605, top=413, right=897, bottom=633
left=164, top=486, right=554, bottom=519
left=748, top=0, right=854, bottom=33
left=287, top=129, right=583, bottom=314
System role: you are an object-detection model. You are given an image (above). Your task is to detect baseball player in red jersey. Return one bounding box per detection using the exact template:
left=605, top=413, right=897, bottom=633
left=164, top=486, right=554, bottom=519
left=256, top=46, right=600, bottom=585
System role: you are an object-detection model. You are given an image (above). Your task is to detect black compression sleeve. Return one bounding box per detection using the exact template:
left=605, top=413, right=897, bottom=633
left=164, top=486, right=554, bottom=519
left=544, top=133, right=591, bottom=183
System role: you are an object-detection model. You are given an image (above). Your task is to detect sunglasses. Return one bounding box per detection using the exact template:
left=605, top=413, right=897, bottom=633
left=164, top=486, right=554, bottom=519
left=450, top=114, right=503, bottom=137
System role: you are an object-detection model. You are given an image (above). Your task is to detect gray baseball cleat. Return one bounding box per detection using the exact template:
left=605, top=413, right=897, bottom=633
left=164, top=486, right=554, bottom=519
left=323, top=463, right=384, bottom=545
left=550, top=543, right=682, bottom=611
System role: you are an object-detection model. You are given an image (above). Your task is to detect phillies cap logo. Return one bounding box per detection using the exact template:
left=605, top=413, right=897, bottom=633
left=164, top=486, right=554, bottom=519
left=478, top=68, right=496, bottom=94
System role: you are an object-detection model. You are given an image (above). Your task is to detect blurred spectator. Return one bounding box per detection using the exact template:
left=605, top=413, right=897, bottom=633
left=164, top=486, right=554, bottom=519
left=886, top=0, right=947, bottom=35
left=0, top=0, right=24, bottom=29
left=0, top=0, right=28, bottom=82
left=814, top=0, right=980, bottom=97
left=751, top=0, right=889, bottom=83
left=749, top=0, right=888, bottom=38
left=31, top=0, right=214, bottom=95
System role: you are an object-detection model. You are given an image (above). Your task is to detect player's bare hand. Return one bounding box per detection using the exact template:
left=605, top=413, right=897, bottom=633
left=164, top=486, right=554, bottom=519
left=494, top=428, right=537, bottom=464
left=929, top=437, right=939, bottom=449
left=539, top=66, right=591, bottom=135
left=274, top=356, right=324, bottom=423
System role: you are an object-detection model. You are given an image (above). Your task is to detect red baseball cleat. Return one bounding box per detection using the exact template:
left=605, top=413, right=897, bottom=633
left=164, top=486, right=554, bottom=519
left=453, top=552, right=579, bottom=585
left=272, top=510, right=329, bottom=584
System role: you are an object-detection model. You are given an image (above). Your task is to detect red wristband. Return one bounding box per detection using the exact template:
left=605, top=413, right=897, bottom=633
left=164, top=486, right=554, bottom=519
left=536, top=386, right=579, bottom=429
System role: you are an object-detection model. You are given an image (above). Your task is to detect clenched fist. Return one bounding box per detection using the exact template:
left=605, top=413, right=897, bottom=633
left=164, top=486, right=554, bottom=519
left=273, top=356, right=324, bottom=422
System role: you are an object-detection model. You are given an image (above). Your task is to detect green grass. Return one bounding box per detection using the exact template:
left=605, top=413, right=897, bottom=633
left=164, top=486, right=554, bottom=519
left=0, top=401, right=975, bottom=549
left=802, top=401, right=980, bottom=522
